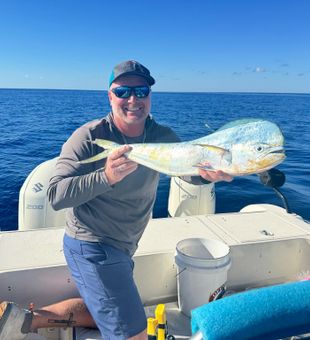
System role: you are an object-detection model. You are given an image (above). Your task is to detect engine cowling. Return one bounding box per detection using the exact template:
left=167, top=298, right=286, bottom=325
left=168, top=177, right=215, bottom=217
left=18, top=157, right=66, bottom=230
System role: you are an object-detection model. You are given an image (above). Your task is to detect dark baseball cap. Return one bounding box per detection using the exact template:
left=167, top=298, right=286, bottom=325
left=109, top=60, right=155, bottom=87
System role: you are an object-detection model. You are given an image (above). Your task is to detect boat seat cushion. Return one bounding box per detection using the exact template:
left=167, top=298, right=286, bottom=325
left=191, top=280, right=310, bottom=339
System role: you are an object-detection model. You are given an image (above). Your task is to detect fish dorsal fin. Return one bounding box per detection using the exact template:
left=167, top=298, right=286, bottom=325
left=216, top=118, right=264, bottom=132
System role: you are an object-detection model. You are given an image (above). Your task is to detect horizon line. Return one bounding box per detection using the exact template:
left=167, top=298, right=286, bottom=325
left=0, top=87, right=309, bottom=96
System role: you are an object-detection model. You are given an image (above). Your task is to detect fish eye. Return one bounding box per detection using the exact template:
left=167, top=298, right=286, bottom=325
left=256, top=146, right=263, bottom=152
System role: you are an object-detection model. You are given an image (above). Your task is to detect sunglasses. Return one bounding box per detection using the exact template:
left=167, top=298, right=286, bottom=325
left=111, top=86, right=150, bottom=99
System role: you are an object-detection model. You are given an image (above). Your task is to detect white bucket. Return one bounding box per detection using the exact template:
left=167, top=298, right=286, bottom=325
left=175, top=238, right=231, bottom=317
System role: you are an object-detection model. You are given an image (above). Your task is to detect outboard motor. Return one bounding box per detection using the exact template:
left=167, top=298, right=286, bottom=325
left=18, top=157, right=66, bottom=230
left=168, top=177, right=215, bottom=217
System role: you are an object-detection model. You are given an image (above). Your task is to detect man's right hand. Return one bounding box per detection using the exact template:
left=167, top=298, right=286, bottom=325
left=199, top=168, right=233, bottom=183
left=104, top=145, right=138, bottom=185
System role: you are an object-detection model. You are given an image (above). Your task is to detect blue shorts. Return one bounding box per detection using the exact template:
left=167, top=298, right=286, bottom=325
left=63, top=234, right=146, bottom=339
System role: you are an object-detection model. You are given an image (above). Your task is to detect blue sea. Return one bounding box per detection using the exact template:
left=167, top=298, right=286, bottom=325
left=1, top=89, right=309, bottom=231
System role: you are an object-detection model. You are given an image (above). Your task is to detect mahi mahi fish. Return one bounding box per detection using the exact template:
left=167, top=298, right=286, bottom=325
left=78, top=118, right=285, bottom=176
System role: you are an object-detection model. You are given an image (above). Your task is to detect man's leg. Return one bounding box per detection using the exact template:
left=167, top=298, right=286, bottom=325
left=34, top=299, right=148, bottom=339
left=63, top=235, right=147, bottom=339
left=1, top=298, right=148, bottom=339
left=34, top=299, right=149, bottom=339
left=31, top=297, right=96, bottom=330
left=0, top=298, right=96, bottom=340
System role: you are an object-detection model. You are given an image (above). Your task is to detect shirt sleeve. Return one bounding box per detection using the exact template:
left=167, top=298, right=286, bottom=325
left=47, top=126, right=112, bottom=211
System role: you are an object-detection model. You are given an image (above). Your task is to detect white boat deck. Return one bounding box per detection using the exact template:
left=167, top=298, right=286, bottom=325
left=73, top=303, right=191, bottom=340
left=1, top=204, right=310, bottom=339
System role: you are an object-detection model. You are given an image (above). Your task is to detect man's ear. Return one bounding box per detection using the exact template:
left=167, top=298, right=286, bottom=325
left=108, top=89, right=113, bottom=104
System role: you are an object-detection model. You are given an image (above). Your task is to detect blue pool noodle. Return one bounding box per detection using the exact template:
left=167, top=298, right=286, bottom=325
left=191, top=280, right=310, bottom=339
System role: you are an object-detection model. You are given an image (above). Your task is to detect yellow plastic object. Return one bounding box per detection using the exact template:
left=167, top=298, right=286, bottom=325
left=155, top=304, right=166, bottom=340
left=147, top=317, right=157, bottom=340
left=155, top=304, right=166, bottom=324
left=147, top=304, right=167, bottom=340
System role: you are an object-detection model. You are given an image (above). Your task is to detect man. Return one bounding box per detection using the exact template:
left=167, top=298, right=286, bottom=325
left=0, top=60, right=232, bottom=340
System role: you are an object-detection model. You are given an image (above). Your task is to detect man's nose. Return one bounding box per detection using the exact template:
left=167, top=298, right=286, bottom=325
left=127, top=93, right=138, bottom=102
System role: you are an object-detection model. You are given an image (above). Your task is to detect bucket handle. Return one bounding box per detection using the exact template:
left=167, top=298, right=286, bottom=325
left=175, top=267, right=187, bottom=277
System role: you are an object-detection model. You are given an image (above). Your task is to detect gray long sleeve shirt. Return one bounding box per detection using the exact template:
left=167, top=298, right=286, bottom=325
left=47, top=114, right=179, bottom=256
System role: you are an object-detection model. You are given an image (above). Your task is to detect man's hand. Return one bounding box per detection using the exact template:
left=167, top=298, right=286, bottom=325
left=199, top=169, right=233, bottom=183
left=104, top=145, right=138, bottom=185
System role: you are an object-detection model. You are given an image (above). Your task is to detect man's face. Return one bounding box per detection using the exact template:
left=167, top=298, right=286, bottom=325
left=108, top=75, right=151, bottom=131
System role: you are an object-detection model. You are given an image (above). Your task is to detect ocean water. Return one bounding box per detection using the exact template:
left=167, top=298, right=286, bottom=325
left=0, top=89, right=309, bottom=231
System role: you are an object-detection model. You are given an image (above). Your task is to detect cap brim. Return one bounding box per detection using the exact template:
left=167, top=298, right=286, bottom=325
left=112, top=71, right=155, bottom=86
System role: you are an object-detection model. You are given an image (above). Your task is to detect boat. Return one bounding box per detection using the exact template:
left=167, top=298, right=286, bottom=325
left=1, top=158, right=310, bottom=339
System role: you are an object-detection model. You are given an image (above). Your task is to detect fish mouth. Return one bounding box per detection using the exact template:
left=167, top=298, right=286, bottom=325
left=251, top=147, right=286, bottom=174
left=260, top=146, right=285, bottom=158
left=252, top=146, right=286, bottom=174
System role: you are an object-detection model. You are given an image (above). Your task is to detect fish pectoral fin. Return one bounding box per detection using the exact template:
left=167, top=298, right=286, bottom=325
left=193, top=163, right=217, bottom=171
left=194, top=143, right=229, bottom=154
left=78, top=150, right=110, bottom=164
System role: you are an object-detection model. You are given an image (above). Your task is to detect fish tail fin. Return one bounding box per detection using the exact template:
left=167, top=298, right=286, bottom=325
left=92, top=139, right=120, bottom=149
left=78, top=150, right=110, bottom=164
left=78, top=139, right=119, bottom=164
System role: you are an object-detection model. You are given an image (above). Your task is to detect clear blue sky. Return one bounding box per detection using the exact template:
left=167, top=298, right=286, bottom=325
left=1, top=0, right=309, bottom=93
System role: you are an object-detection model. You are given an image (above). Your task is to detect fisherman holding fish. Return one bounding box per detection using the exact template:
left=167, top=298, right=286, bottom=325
left=0, top=60, right=233, bottom=340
